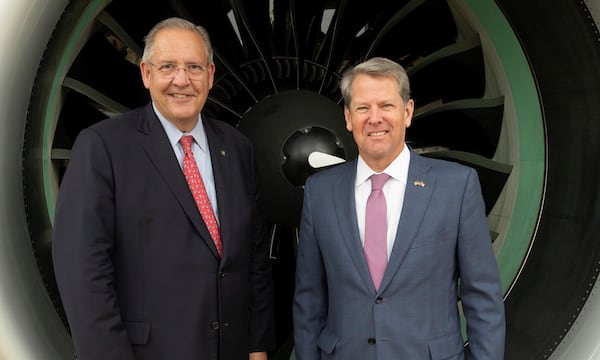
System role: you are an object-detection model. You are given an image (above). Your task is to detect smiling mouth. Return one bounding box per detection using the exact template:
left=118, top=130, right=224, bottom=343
left=171, top=93, right=191, bottom=98
left=368, top=130, right=388, bottom=137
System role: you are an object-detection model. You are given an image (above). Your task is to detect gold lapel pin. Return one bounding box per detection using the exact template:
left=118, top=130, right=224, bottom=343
left=220, top=149, right=226, bottom=157
left=413, top=180, right=425, bottom=187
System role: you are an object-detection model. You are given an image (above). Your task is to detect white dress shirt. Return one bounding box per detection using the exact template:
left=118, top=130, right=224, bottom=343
left=355, top=146, right=410, bottom=259
left=153, top=104, right=219, bottom=224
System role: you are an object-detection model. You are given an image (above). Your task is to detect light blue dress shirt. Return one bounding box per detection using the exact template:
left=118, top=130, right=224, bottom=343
left=153, top=104, right=219, bottom=224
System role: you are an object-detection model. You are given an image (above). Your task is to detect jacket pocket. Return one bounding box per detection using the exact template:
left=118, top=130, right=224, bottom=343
left=124, top=320, right=150, bottom=345
left=317, top=327, right=339, bottom=355
left=428, top=333, right=464, bottom=359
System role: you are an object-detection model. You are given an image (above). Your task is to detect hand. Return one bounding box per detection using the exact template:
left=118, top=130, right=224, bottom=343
left=249, top=351, right=268, bottom=360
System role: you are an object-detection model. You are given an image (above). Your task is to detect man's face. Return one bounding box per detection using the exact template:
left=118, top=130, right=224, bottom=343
left=140, top=28, right=215, bottom=131
left=344, top=74, right=414, bottom=171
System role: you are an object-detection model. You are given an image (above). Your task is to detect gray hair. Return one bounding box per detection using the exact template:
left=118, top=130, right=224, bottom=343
left=141, top=17, right=214, bottom=65
left=340, top=57, right=411, bottom=106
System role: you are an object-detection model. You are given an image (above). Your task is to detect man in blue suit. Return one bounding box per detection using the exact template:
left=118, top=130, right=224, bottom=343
left=293, top=57, right=505, bottom=359
left=52, top=18, right=274, bottom=360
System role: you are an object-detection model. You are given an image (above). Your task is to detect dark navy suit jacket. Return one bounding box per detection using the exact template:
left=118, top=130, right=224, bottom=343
left=53, top=104, right=274, bottom=360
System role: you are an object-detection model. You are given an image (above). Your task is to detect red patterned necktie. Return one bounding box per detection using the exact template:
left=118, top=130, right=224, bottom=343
left=180, top=135, right=222, bottom=257
left=364, top=173, right=390, bottom=291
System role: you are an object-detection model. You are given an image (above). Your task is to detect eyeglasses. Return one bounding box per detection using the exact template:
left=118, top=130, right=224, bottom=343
left=146, top=61, right=210, bottom=80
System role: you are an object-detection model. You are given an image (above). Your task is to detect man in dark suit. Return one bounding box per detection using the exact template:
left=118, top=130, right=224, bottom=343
left=293, top=57, right=505, bottom=359
left=52, top=17, right=274, bottom=360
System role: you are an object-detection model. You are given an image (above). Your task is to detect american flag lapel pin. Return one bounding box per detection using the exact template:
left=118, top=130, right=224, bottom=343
left=413, top=180, right=425, bottom=187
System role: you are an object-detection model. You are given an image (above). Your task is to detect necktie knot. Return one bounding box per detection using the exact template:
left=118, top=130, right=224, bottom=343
left=180, top=135, right=194, bottom=155
left=371, top=173, right=390, bottom=191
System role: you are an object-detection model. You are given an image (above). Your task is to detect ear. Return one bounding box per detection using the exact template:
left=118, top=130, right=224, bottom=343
left=140, top=61, right=151, bottom=89
left=207, top=63, right=216, bottom=90
left=404, top=99, right=415, bottom=128
left=344, top=107, right=352, bottom=132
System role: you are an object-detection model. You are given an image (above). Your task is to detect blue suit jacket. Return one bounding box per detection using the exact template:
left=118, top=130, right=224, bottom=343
left=293, top=151, right=505, bottom=360
left=52, top=104, right=274, bottom=360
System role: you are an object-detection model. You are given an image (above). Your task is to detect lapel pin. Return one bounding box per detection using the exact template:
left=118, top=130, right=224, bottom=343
left=413, top=180, right=425, bottom=187
left=220, top=149, right=226, bottom=157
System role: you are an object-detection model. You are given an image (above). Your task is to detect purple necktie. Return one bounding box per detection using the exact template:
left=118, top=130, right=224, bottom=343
left=364, top=173, right=390, bottom=291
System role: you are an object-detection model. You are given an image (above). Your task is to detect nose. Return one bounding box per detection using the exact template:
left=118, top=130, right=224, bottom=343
left=171, top=67, right=191, bottom=86
left=367, top=108, right=383, bottom=123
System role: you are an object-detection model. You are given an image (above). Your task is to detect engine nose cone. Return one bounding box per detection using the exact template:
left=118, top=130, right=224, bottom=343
left=238, top=90, right=356, bottom=226
left=282, top=126, right=346, bottom=187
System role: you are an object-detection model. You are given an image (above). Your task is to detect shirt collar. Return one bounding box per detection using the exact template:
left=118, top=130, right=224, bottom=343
left=153, top=103, right=209, bottom=153
left=355, top=145, right=411, bottom=186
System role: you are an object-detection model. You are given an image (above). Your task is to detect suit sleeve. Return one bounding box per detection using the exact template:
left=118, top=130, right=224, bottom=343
left=457, top=168, right=506, bottom=360
left=242, top=139, right=275, bottom=352
left=52, top=128, right=136, bottom=360
left=248, top=147, right=276, bottom=352
left=293, top=177, right=328, bottom=360
left=248, top=219, right=276, bottom=352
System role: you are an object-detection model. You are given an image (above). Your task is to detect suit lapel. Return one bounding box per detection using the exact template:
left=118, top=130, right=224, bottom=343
left=139, top=106, right=220, bottom=259
left=379, top=153, right=434, bottom=292
left=332, top=160, right=377, bottom=292
left=204, top=119, right=232, bottom=261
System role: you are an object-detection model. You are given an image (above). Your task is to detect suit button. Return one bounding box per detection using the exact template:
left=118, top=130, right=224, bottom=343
left=210, top=321, right=220, bottom=330
left=219, top=272, right=226, bottom=278
left=368, top=338, right=376, bottom=345
left=375, top=297, right=383, bottom=304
